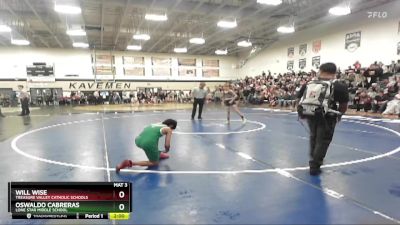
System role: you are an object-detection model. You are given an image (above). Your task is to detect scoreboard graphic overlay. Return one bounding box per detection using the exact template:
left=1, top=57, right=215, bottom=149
left=8, top=182, right=132, bottom=220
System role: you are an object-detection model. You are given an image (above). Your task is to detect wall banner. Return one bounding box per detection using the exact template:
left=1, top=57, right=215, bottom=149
left=287, top=47, right=294, bottom=58
left=312, top=56, right=321, bottom=69
left=345, top=31, right=361, bottom=52
left=299, top=44, right=307, bottom=56
left=287, top=61, right=294, bottom=70
left=312, top=40, right=321, bottom=53
left=299, top=58, right=306, bottom=70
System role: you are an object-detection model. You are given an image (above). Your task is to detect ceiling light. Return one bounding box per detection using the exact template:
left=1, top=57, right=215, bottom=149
left=127, top=45, right=142, bottom=51
left=257, top=0, right=282, bottom=6
left=73, top=42, right=89, bottom=48
left=11, top=39, right=30, bottom=46
left=66, top=29, right=86, bottom=36
left=174, top=47, right=187, bottom=53
left=217, top=19, right=237, bottom=28
left=145, top=13, right=168, bottom=21
left=189, top=37, right=205, bottom=45
left=215, top=49, right=228, bottom=55
left=133, top=34, right=150, bottom=41
left=0, top=25, right=12, bottom=32
left=277, top=25, right=295, bottom=33
left=237, top=40, right=252, bottom=47
left=54, top=4, right=82, bottom=14
left=329, top=6, right=351, bottom=16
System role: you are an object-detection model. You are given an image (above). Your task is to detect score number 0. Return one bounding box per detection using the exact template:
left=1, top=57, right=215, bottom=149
left=118, top=191, right=125, bottom=211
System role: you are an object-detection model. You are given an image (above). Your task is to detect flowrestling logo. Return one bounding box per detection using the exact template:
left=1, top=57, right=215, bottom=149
left=367, top=11, right=388, bottom=19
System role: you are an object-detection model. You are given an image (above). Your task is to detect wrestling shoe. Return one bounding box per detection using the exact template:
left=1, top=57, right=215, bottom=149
left=160, top=152, right=170, bottom=160
left=116, top=160, right=133, bottom=173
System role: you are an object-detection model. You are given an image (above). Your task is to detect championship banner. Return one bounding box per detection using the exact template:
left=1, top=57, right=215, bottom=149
left=299, top=58, right=306, bottom=70
left=202, top=69, right=219, bottom=77
left=122, top=56, right=144, bottom=65
left=122, top=56, right=145, bottom=76
left=178, top=68, right=196, bottom=77
left=152, top=57, right=171, bottom=76
left=202, top=59, right=219, bottom=67
left=152, top=57, right=171, bottom=67
left=312, top=56, right=321, bottom=69
left=202, top=59, right=219, bottom=77
left=178, top=58, right=196, bottom=77
left=287, top=47, right=294, bottom=58
left=178, top=58, right=196, bottom=67
left=312, top=40, right=321, bottom=54
left=287, top=61, right=294, bottom=70
left=93, top=66, right=115, bottom=76
left=152, top=68, right=171, bottom=76
left=345, top=31, right=361, bottom=52
left=123, top=67, right=144, bottom=76
left=93, top=55, right=115, bottom=64
left=299, top=44, right=307, bottom=56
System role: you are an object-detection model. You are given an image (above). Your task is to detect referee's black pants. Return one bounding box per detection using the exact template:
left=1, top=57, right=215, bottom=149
left=191, top=98, right=205, bottom=119
left=307, top=116, right=337, bottom=169
left=21, top=98, right=30, bottom=116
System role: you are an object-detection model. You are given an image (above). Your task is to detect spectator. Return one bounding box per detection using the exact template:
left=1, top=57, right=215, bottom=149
left=389, top=61, right=396, bottom=73
left=354, top=90, right=372, bottom=112
left=372, top=90, right=389, bottom=113
left=353, top=60, right=361, bottom=73
left=382, top=94, right=400, bottom=115
left=214, top=88, right=223, bottom=103
left=395, top=60, right=400, bottom=73
left=111, top=92, right=121, bottom=104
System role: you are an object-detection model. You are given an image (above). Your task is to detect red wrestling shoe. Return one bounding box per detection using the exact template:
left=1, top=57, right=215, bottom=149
left=160, top=152, right=170, bottom=160
left=116, top=160, right=133, bottom=173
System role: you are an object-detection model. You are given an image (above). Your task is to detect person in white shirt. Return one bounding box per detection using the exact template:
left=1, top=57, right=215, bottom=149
left=18, top=85, right=30, bottom=116
left=191, top=82, right=208, bottom=120
left=383, top=94, right=400, bottom=115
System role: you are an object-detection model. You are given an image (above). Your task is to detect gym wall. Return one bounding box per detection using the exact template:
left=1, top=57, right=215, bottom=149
left=240, top=0, right=400, bottom=76
left=0, top=48, right=238, bottom=90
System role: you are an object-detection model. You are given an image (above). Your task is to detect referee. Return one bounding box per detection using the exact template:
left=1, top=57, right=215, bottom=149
left=18, top=85, right=30, bottom=116
left=297, top=63, right=349, bottom=175
left=191, top=82, right=207, bottom=120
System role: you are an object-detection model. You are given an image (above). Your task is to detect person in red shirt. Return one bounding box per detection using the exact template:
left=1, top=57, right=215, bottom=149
left=353, top=61, right=361, bottom=73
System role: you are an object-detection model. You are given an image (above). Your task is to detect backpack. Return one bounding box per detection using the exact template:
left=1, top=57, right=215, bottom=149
left=297, top=80, right=334, bottom=117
